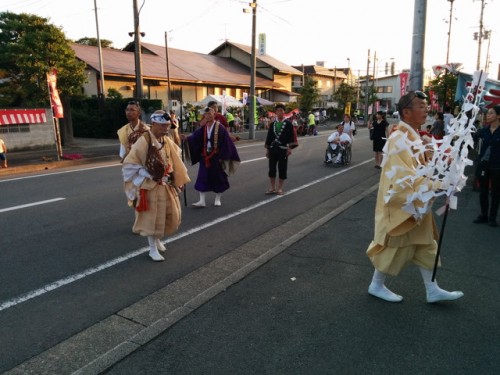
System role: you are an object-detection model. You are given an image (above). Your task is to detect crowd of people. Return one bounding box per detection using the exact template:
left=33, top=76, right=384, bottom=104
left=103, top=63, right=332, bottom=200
left=8, top=91, right=489, bottom=307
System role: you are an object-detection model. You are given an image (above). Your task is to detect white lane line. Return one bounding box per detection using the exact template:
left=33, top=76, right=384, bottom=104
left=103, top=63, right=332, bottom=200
left=0, top=198, right=66, bottom=213
left=0, top=164, right=122, bottom=183
left=0, top=158, right=373, bottom=312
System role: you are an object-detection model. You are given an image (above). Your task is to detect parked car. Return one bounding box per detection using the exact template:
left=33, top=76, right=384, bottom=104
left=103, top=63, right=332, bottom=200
left=392, top=111, right=399, bottom=118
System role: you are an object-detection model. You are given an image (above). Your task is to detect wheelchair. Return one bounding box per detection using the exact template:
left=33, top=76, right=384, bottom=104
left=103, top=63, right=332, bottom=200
left=324, top=142, right=352, bottom=167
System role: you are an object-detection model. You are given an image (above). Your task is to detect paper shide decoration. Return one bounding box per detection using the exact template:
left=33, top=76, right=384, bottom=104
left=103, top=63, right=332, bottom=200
left=383, top=71, right=488, bottom=220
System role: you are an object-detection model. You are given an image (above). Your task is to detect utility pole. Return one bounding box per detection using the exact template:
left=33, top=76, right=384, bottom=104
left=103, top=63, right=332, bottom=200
left=475, top=0, right=486, bottom=71
left=132, top=0, right=144, bottom=99
left=446, top=0, right=455, bottom=64
left=364, top=49, right=370, bottom=126
left=94, top=0, right=105, bottom=99
left=409, top=0, right=427, bottom=91
left=248, top=0, right=257, bottom=140
left=164, top=31, right=172, bottom=106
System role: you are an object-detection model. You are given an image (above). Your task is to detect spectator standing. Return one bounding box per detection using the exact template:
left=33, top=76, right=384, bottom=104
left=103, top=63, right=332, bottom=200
left=0, top=137, right=7, bottom=168
left=368, top=111, right=389, bottom=169
left=226, top=111, right=235, bottom=133
left=340, top=113, right=356, bottom=140
left=473, top=105, right=500, bottom=227
left=307, top=111, right=316, bottom=136
left=429, top=112, right=445, bottom=139
left=265, top=104, right=298, bottom=195
left=366, top=91, right=464, bottom=303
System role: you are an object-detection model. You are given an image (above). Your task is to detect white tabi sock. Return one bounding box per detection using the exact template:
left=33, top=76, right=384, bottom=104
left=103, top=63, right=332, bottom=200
left=368, top=269, right=403, bottom=302
left=147, top=236, right=165, bottom=262
left=156, top=238, right=166, bottom=252
left=214, top=193, right=222, bottom=206
left=419, top=267, right=463, bottom=303
left=192, top=192, right=206, bottom=207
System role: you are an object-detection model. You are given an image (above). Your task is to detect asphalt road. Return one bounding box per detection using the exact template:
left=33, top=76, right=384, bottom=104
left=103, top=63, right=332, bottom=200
left=3, top=125, right=498, bottom=374
left=0, top=126, right=381, bottom=373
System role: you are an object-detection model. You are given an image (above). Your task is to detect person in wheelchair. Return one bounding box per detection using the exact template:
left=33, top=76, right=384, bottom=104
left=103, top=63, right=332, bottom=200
left=324, top=123, right=352, bottom=164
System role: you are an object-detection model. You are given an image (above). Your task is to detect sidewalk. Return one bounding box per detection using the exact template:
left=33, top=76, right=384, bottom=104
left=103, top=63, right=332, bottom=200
left=6, top=170, right=499, bottom=374
left=103, top=180, right=500, bottom=375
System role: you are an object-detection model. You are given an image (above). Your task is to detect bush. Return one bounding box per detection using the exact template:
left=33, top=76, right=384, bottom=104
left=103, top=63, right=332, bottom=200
left=71, top=97, right=162, bottom=138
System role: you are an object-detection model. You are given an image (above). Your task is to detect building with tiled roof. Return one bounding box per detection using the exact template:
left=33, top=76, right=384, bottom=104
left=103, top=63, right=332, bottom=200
left=72, top=41, right=302, bottom=108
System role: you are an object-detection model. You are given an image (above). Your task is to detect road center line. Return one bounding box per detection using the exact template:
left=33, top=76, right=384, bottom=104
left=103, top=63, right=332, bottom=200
left=0, top=198, right=66, bottom=213
left=0, top=158, right=373, bottom=312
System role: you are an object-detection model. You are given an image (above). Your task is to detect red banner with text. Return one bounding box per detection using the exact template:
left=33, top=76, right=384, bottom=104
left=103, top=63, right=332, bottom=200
left=47, top=69, right=64, bottom=118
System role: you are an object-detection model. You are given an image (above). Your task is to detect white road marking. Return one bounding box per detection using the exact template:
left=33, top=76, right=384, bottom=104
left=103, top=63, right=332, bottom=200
left=0, top=158, right=373, bottom=312
left=0, top=198, right=66, bottom=213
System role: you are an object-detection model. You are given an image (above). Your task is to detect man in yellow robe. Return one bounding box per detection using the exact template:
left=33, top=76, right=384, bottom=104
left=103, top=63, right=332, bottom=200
left=366, top=91, right=464, bottom=303
left=123, top=112, right=190, bottom=262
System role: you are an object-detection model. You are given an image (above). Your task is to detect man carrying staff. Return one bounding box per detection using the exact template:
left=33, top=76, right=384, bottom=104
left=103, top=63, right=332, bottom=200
left=366, top=91, right=464, bottom=303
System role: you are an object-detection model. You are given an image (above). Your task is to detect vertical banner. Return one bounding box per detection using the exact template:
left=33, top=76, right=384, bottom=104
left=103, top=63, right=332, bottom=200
left=399, top=72, right=409, bottom=97
left=47, top=69, right=64, bottom=118
left=221, top=91, right=227, bottom=115
left=345, top=102, right=351, bottom=115
left=429, top=90, right=439, bottom=111
left=46, top=68, right=63, bottom=159
left=258, top=33, right=266, bottom=55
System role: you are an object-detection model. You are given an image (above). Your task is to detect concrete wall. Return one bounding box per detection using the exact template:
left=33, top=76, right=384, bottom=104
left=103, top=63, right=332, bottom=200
left=0, top=109, right=56, bottom=152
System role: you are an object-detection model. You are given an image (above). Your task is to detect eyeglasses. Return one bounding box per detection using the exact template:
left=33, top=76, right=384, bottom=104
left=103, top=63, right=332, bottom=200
left=402, top=91, right=427, bottom=110
left=127, top=101, right=140, bottom=106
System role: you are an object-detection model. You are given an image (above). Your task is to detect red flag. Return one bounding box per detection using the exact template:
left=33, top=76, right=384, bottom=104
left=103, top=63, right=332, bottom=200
left=47, top=69, right=64, bottom=118
left=399, top=72, right=409, bottom=97
left=429, top=90, right=439, bottom=111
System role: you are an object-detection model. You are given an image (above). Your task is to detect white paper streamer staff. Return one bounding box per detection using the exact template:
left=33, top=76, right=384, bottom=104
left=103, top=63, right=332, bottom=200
left=430, top=70, right=488, bottom=280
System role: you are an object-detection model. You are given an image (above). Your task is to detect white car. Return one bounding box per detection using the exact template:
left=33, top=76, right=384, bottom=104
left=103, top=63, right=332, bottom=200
left=392, top=111, right=399, bottom=118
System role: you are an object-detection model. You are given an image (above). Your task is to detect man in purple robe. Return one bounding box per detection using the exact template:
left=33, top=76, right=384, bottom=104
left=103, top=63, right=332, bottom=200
left=186, top=107, right=240, bottom=207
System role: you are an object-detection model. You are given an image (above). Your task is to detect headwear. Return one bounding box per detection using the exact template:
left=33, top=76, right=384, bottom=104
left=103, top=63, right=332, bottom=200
left=150, top=111, right=171, bottom=124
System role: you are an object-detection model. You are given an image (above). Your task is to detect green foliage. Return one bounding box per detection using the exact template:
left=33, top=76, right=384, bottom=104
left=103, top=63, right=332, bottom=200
left=298, top=76, right=320, bottom=112
left=71, top=98, right=162, bottom=138
left=107, top=87, right=123, bottom=99
left=75, top=37, right=114, bottom=48
left=332, top=82, right=357, bottom=110
left=0, top=11, right=86, bottom=107
left=426, top=73, right=458, bottom=111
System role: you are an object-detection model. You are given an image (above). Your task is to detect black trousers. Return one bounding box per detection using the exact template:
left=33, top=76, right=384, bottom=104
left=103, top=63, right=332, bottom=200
left=268, top=149, right=288, bottom=180
left=478, top=166, right=500, bottom=220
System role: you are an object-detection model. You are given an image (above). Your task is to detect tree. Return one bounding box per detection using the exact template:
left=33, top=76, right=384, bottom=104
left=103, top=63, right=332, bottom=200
left=75, top=37, right=114, bottom=48
left=298, top=76, right=320, bottom=112
left=426, top=72, right=458, bottom=111
left=332, top=82, right=357, bottom=111
left=0, top=12, right=87, bottom=143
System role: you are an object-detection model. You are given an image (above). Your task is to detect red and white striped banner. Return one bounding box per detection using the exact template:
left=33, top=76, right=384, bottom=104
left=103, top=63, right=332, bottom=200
left=0, top=109, right=47, bottom=126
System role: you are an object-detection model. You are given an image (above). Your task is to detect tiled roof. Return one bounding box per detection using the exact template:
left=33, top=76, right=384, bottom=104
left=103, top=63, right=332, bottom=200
left=72, top=43, right=280, bottom=89
left=210, top=42, right=303, bottom=75
left=293, top=65, right=347, bottom=79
